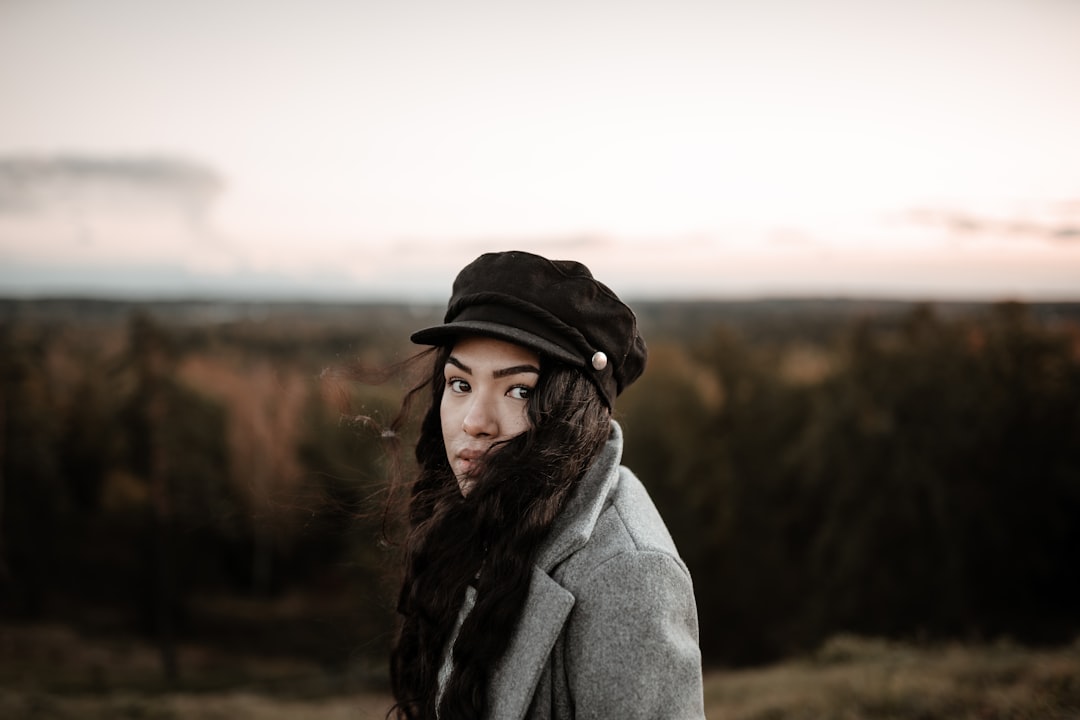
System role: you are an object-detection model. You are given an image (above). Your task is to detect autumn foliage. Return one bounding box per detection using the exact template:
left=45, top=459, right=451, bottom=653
left=1, top=298, right=1078, bottom=676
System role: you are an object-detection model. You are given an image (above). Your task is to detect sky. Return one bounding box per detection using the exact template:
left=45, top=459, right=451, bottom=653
left=1, top=0, right=1079, bottom=301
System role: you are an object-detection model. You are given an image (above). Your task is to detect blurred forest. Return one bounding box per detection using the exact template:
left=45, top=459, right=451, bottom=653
left=1, top=296, right=1079, bottom=688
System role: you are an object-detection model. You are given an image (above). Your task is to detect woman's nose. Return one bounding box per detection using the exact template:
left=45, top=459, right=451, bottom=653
left=462, top=396, right=498, bottom=437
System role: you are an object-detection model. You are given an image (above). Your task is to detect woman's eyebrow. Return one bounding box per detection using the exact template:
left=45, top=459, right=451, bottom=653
left=446, top=356, right=471, bottom=374
left=446, top=356, right=539, bottom=378
left=493, top=364, right=541, bottom=379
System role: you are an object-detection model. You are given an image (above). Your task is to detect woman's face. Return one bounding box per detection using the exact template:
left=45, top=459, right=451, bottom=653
left=440, top=335, right=540, bottom=495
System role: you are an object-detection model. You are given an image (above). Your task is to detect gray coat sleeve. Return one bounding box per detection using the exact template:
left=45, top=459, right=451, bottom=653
left=564, top=550, right=705, bottom=719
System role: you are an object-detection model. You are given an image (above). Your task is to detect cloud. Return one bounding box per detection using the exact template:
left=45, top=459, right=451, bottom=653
left=905, top=203, right=1080, bottom=244
left=0, top=154, right=222, bottom=230
left=386, top=233, right=615, bottom=257
left=0, top=154, right=219, bottom=197
left=0, top=154, right=232, bottom=269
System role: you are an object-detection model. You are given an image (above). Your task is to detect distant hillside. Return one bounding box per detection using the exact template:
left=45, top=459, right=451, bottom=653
left=4, top=296, right=1079, bottom=338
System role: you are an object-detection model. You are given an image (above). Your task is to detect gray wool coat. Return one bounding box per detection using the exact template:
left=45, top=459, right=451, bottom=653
left=444, top=421, right=705, bottom=720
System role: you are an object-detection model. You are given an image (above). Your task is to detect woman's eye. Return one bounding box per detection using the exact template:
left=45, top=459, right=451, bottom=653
left=507, top=385, right=532, bottom=400
left=448, top=378, right=470, bottom=394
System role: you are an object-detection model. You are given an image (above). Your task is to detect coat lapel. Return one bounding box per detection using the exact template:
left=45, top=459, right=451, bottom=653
left=486, top=567, right=575, bottom=720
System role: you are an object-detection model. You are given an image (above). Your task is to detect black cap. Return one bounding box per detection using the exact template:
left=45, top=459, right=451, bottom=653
left=411, top=250, right=647, bottom=408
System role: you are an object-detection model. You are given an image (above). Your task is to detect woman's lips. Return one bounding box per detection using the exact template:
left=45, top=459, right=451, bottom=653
left=452, top=448, right=487, bottom=496
left=455, top=448, right=485, bottom=476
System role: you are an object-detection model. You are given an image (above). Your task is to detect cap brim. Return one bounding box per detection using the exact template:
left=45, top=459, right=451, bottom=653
left=411, top=320, right=584, bottom=367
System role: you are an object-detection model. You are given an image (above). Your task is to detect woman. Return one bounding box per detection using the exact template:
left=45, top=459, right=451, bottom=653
left=389, top=250, right=704, bottom=720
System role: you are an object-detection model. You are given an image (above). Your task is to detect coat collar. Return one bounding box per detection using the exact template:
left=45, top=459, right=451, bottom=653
left=534, top=419, right=624, bottom=573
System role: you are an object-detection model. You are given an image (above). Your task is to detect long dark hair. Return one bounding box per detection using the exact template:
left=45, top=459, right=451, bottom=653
left=389, top=343, right=611, bottom=720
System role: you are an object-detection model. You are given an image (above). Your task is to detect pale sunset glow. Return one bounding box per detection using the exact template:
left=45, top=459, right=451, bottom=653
left=1, top=0, right=1078, bottom=299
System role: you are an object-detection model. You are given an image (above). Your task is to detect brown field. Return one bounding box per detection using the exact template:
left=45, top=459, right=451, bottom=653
left=705, top=634, right=1080, bottom=720
left=2, top=625, right=1078, bottom=719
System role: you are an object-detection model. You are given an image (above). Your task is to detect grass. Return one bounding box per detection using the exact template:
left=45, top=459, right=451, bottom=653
left=704, top=634, right=1080, bottom=720
left=2, top=625, right=1079, bottom=718
left=0, top=622, right=393, bottom=718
